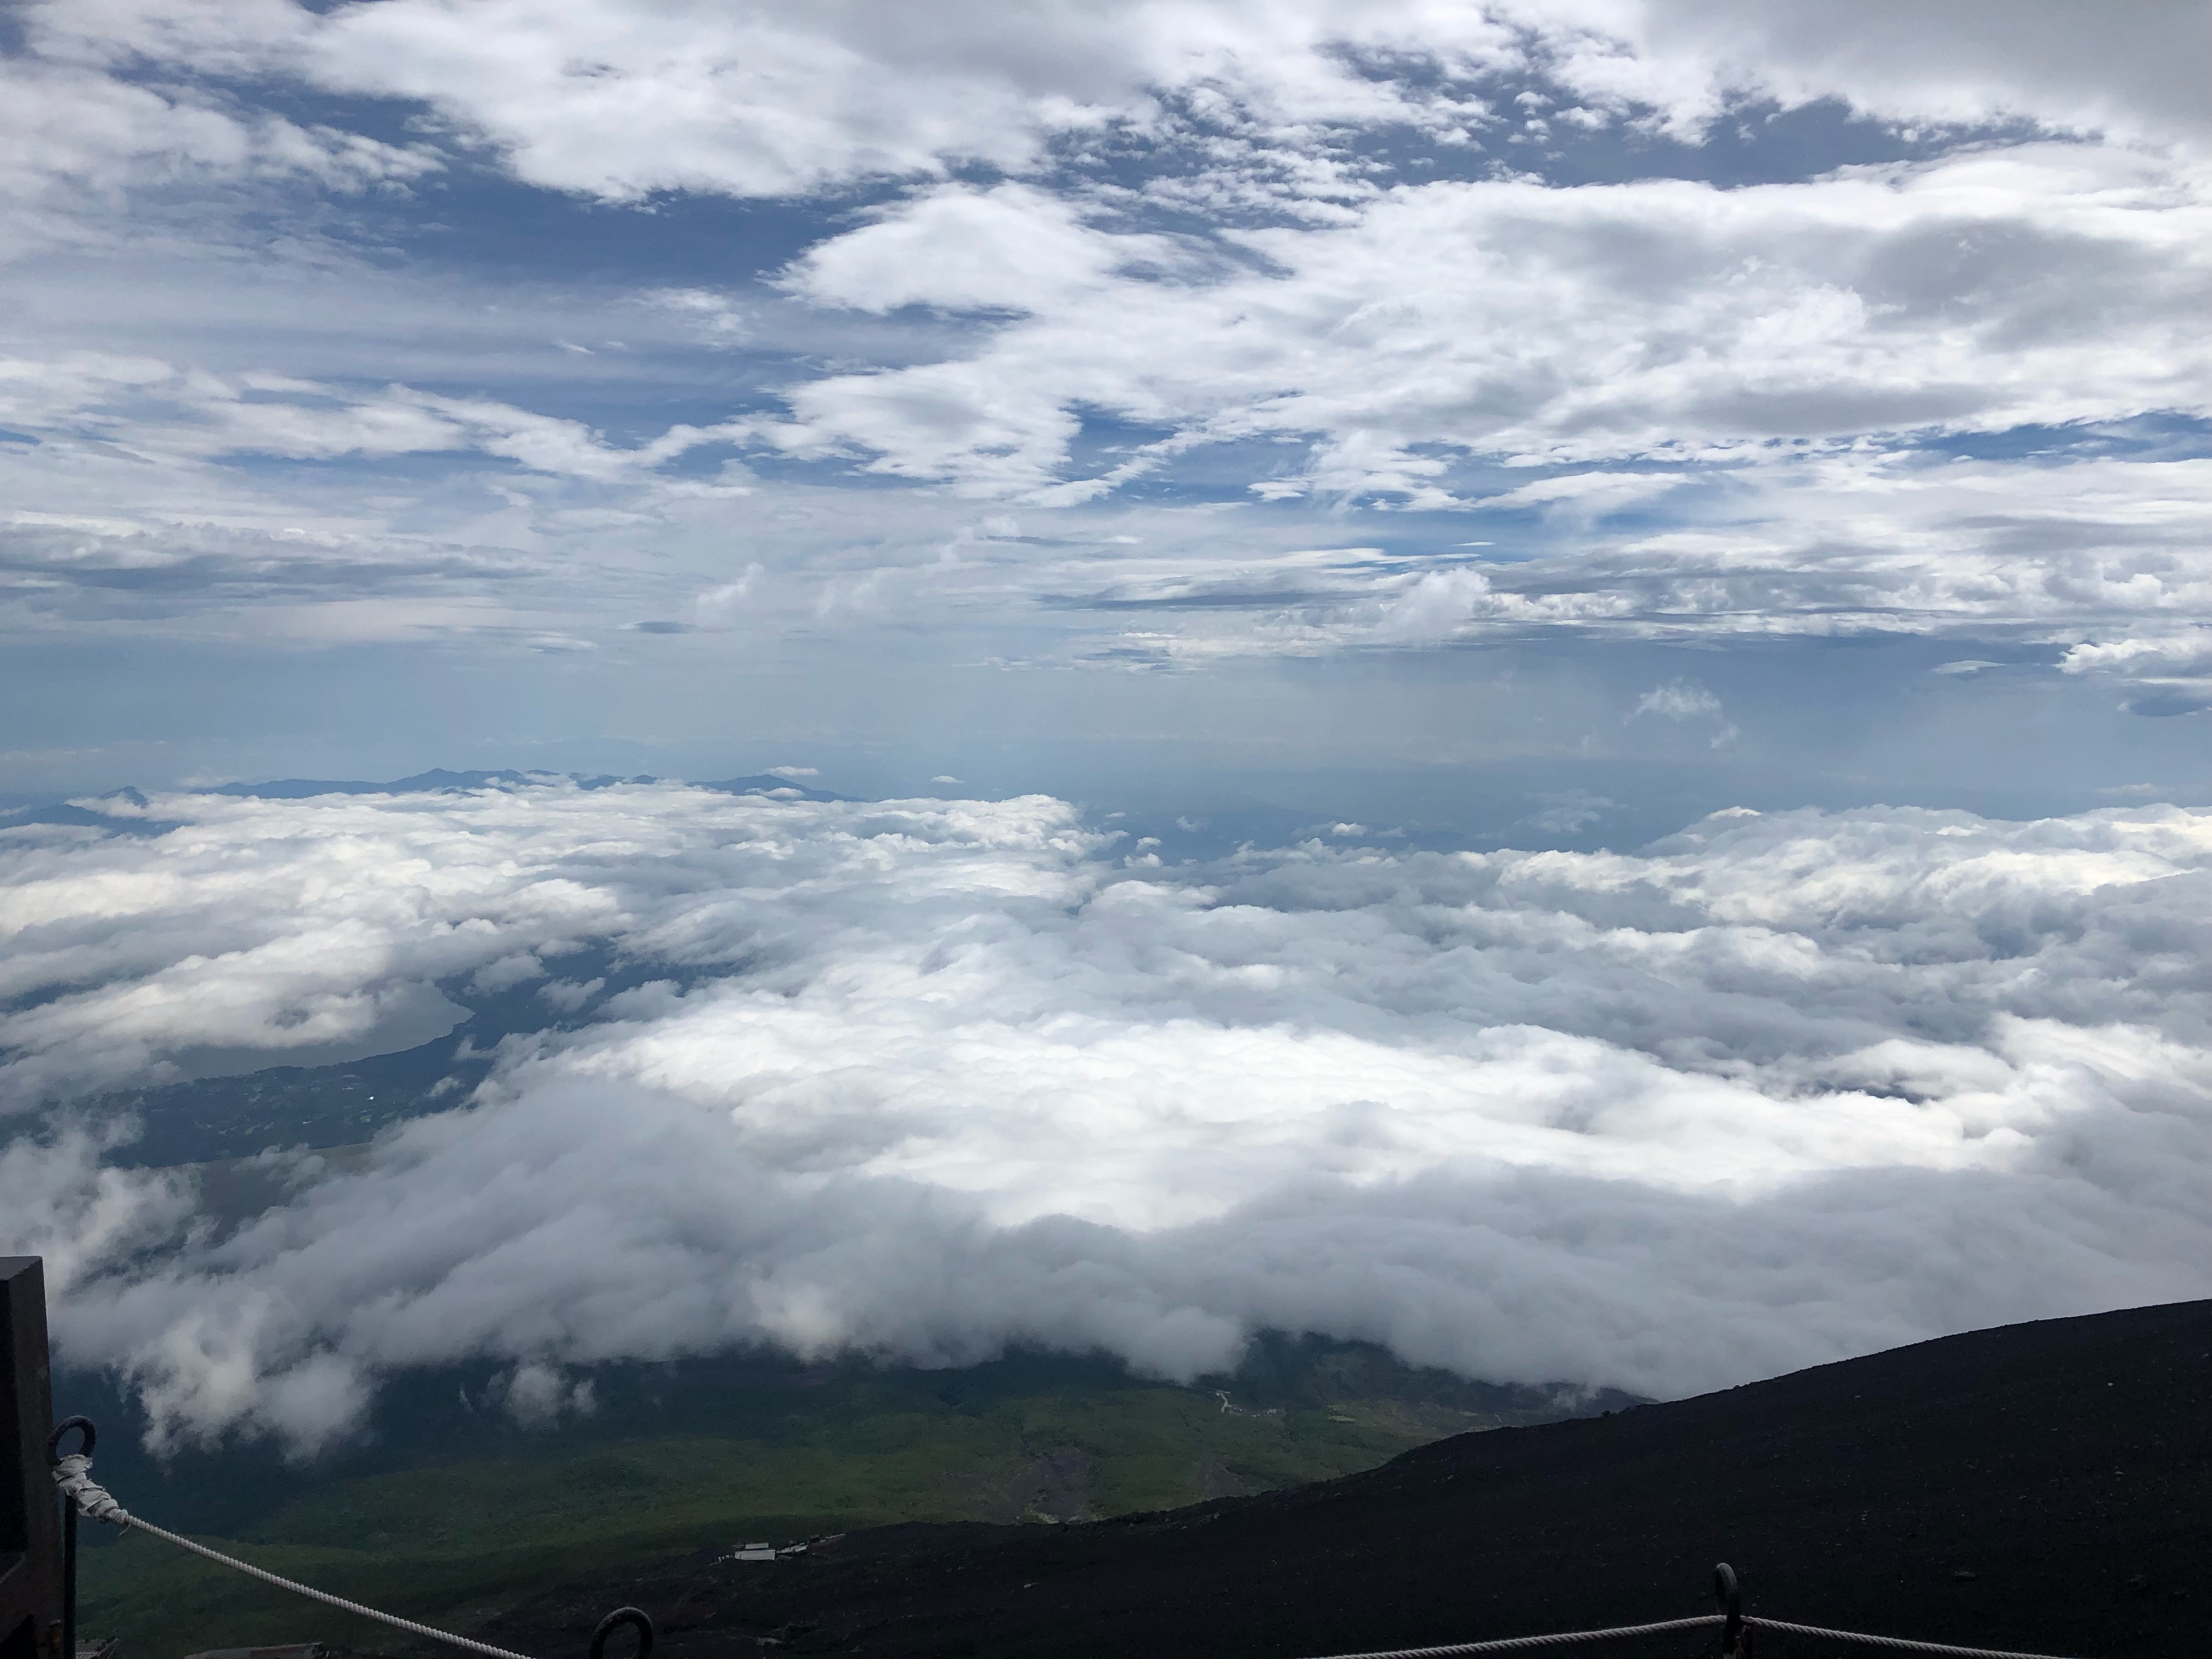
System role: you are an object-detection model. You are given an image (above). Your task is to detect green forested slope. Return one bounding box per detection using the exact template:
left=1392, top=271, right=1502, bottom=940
left=80, top=1351, right=1584, bottom=1659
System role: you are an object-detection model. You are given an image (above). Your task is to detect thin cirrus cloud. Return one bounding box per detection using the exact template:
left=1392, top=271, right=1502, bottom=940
left=6, top=780, right=2210, bottom=1452
left=0, top=51, right=436, bottom=255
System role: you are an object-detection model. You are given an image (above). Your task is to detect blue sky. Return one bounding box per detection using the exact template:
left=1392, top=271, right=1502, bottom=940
left=5, top=0, right=2211, bottom=832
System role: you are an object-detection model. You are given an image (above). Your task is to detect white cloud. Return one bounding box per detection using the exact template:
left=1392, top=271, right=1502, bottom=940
left=1630, top=680, right=1720, bottom=720
left=1480, top=471, right=1689, bottom=516
left=783, top=184, right=1202, bottom=318
left=2059, top=628, right=2212, bottom=715
left=9, top=781, right=2210, bottom=1452
left=640, top=288, right=752, bottom=343
left=0, top=343, right=786, bottom=646
left=1521, top=792, right=1618, bottom=834
left=0, top=517, right=543, bottom=635
left=26, top=0, right=2211, bottom=224
left=2061, top=635, right=2212, bottom=679
left=1629, top=680, right=1735, bottom=746
left=765, top=765, right=820, bottom=778
left=3, top=9, right=2208, bottom=668
left=7, top=5, right=2209, bottom=1449
left=1577, top=0, right=2212, bottom=150
left=25, top=3, right=2190, bottom=529
left=1045, top=448, right=2212, bottom=666
left=493, top=1360, right=597, bottom=1428
left=769, top=146, right=2212, bottom=499
left=0, top=52, right=436, bottom=256
left=0, top=351, right=747, bottom=479
left=18, top=0, right=1509, bottom=206
left=7, top=390, right=2206, bottom=667
left=0, top=1126, right=195, bottom=1296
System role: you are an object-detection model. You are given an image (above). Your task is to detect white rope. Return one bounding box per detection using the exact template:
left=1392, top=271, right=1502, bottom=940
left=1748, top=1617, right=2086, bottom=1659
left=53, top=1458, right=2090, bottom=1659
left=1300, top=1615, right=1725, bottom=1657
left=119, top=1518, right=540, bottom=1659
left=1300, top=1612, right=2096, bottom=1659
left=53, top=1457, right=536, bottom=1659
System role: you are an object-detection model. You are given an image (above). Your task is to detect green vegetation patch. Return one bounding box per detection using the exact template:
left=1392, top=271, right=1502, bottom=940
left=77, top=1374, right=1472, bottom=1659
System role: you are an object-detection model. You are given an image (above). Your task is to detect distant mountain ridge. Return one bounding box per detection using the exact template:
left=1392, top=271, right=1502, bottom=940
left=0, top=786, right=178, bottom=835
left=210, top=768, right=849, bottom=802
left=2, top=771, right=850, bottom=830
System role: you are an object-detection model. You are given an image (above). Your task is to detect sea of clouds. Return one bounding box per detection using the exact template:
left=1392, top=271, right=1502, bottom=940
left=4, top=778, right=2209, bottom=1454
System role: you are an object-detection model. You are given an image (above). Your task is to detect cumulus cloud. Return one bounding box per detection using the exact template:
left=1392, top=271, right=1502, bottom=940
left=0, top=1126, right=196, bottom=1296
left=7, top=781, right=2209, bottom=1453
left=1580, top=0, right=2212, bottom=149
left=2060, top=628, right=2212, bottom=715
left=25, top=0, right=2210, bottom=218
left=772, top=147, right=2212, bottom=499
left=3, top=3, right=2208, bottom=671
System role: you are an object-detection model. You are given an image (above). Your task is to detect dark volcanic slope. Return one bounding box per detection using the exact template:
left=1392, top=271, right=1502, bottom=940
left=483, top=1302, right=2211, bottom=1659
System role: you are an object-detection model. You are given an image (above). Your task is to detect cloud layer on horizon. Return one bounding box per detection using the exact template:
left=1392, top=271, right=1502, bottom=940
left=5, top=780, right=2208, bottom=1453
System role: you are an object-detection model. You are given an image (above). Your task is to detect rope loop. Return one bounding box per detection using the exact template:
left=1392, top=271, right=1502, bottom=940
left=51, top=1451, right=132, bottom=1528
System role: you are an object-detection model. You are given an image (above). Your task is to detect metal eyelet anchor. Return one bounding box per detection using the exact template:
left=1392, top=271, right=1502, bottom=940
left=590, top=1606, right=654, bottom=1659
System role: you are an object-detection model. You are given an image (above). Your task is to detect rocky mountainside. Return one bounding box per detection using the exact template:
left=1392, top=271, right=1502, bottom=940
left=476, top=1299, right=2211, bottom=1659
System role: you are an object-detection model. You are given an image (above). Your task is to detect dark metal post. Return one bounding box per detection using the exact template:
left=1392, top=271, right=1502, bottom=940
left=44, top=1423, right=94, bottom=1659
left=1713, top=1563, right=1743, bottom=1656
left=0, top=1259, right=63, bottom=1659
